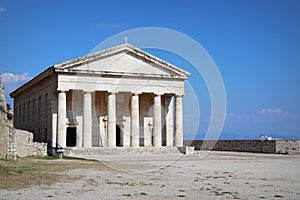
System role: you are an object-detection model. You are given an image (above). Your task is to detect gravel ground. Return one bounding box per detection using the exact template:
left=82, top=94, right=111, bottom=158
left=1, top=151, right=300, bottom=200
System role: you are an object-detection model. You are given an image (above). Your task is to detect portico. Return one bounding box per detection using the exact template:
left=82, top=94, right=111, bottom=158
left=56, top=90, right=183, bottom=148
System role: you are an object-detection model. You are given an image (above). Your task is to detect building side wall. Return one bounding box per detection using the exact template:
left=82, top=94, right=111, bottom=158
left=13, top=74, right=57, bottom=144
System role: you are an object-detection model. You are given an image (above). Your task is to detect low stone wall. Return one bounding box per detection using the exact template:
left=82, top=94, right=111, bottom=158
left=184, top=140, right=300, bottom=154
left=0, top=126, right=47, bottom=159
left=0, top=126, right=9, bottom=158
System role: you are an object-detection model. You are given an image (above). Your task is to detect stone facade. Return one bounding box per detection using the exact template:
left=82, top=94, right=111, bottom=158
left=10, top=41, right=190, bottom=154
left=184, top=140, right=300, bottom=154
left=0, top=126, right=47, bottom=159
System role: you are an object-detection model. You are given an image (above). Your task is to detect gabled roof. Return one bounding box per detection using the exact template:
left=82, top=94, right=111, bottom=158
left=10, top=42, right=190, bottom=98
left=54, top=42, right=190, bottom=79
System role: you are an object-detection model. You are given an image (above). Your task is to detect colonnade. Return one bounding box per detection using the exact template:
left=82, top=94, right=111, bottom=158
left=56, top=91, right=183, bottom=148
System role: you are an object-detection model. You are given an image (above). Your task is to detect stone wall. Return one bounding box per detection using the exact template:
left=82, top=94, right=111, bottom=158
left=276, top=140, right=300, bottom=154
left=184, top=140, right=300, bottom=154
left=0, top=126, right=9, bottom=158
left=0, top=126, right=47, bottom=159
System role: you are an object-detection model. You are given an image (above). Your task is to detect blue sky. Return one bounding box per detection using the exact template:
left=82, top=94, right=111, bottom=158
left=0, top=0, right=299, bottom=139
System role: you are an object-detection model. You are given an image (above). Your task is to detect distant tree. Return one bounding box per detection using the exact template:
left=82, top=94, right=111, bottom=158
left=6, top=103, right=11, bottom=111
left=7, top=112, right=13, bottom=120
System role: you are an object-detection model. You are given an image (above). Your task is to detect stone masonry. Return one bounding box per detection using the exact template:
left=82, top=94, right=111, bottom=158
left=184, top=140, right=300, bottom=154
left=0, top=125, right=47, bottom=159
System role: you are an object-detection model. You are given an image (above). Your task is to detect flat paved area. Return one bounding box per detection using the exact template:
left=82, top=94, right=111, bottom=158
left=1, top=151, right=300, bottom=199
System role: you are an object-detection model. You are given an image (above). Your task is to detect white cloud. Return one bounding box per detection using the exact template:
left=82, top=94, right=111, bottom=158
left=1, top=72, right=31, bottom=106
left=1, top=72, right=30, bottom=84
left=259, top=108, right=282, bottom=113
left=0, top=7, right=7, bottom=13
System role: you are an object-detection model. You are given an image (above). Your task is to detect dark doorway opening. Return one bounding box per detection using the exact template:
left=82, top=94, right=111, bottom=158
left=66, top=127, right=76, bottom=147
left=116, top=125, right=121, bottom=147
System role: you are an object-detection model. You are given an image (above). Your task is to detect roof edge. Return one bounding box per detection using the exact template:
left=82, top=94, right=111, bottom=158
left=10, top=67, right=54, bottom=98
left=54, top=43, right=190, bottom=78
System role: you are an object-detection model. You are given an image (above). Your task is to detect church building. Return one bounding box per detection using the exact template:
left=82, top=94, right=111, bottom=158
left=10, top=40, right=190, bottom=153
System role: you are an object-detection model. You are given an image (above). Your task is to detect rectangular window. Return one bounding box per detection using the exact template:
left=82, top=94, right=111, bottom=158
left=45, top=93, right=48, bottom=118
left=27, top=101, right=30, bottom=123
left=15, top=106, right=18, bottom=125
left=23, top=103, right=25, bottom=124
left=18, top=105, right=21, bottom=125
left=38, top=128, right=41, bottom=142
left=44, top=128, right=47, bottom=143
left=32, top=99, right=35, bottom=121
left=38, top=96, right=41, bottom=120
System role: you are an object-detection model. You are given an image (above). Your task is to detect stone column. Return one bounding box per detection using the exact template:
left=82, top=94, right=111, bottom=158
left=51, top=113, right=57, bottom=148
left=75, top=116, right=83, bottom=147
left=107, top=92, right=116, bottom=147
left=83, top=91, right=92, bottom=147
left=130, top=93, right=139, bottom=147
left=174, top=95, right=183, bottom=147
left=57, top=91, right=67, bottom=148
left=153, top=94, right=162, bottom=147
left=165, top=95, right=174, bottom=146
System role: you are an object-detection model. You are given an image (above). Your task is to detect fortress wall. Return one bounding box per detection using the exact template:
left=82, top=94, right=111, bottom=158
left=184, top=140, right=300, bottom=154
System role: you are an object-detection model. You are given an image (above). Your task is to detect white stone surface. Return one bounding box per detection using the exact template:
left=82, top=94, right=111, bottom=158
left=51, top=113, right=57, bottom=148
left=143, top=117, right=153, bottom=146
left=57, top=91, right=66, bottom=148
left=174, top=95, right=183, bottom=146
left=122, top=116, right=131, bottom=147
left=165, top=95, right=174, bottom=146
left=153, top=95, right=162, bottom=147
left=130, top=94, right=139, bottom=147
left=107, top=93, right=116, bottom=147
left=75, top=116, right=82, bottom=147
left=83, top=91, right=92, bottom=147
left=99, top=116, right=107, bottom=147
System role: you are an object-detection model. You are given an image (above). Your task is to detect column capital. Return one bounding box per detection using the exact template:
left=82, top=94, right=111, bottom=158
left=154, top=93, right=162, bottom=97
left=83, top=90, right=93, bottom=94
left=175, top=94, right=184, bottom=98
left=58, top=90, right=67, bottom=93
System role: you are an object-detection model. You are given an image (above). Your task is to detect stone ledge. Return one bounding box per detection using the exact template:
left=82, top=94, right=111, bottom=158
left=177, top=146, right=195, bottom=155
left=61, top=146, right=194, bottom=156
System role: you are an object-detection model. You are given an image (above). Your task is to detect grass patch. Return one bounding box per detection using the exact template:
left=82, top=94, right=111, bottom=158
left=0, top=156, right=106, bottom=190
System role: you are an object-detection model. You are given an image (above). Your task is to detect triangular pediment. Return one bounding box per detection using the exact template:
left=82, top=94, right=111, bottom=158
left=54, top=43, right=190, bottom=79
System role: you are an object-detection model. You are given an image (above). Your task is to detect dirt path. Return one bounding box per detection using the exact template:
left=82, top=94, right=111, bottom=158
left=1, top=151, right=299, bottom=199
